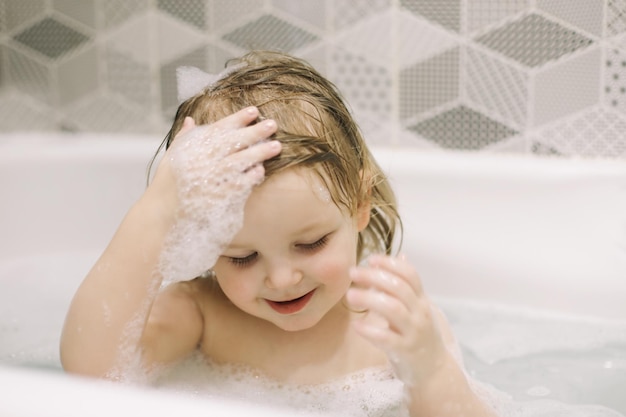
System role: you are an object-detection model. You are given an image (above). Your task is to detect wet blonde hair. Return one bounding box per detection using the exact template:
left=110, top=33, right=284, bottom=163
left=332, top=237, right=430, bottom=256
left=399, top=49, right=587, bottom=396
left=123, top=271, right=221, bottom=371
left=154, top=50, right=402, bottom=261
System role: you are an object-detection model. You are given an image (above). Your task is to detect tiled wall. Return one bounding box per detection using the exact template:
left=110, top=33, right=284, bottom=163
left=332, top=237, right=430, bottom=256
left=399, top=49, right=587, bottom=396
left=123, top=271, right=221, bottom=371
left=1, top=0, right=625, bottom=157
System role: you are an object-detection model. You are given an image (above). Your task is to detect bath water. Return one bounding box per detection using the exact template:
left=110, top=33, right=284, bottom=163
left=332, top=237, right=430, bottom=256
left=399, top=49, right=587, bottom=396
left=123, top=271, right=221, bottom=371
left=1, top=252, right=625, bottom=416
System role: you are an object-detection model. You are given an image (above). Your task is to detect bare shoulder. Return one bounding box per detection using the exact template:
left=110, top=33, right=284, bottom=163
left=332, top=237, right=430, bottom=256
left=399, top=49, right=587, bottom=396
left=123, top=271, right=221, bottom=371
left=141, top=279, right=209, bottom=366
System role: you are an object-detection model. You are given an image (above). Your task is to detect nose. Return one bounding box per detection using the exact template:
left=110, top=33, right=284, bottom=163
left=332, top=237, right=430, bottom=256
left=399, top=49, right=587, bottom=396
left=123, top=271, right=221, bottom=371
left=265, top=259, right=303, bottom=289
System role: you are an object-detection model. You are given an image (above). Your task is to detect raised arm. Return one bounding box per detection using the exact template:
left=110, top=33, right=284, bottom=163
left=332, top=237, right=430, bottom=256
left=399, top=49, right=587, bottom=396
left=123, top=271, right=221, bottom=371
left=60, top=107, right=280, bottom=378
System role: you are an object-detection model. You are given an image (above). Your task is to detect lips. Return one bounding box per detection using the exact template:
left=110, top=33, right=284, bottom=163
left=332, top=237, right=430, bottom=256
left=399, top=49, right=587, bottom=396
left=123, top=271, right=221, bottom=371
left=266, top=290, right=315, bottom=314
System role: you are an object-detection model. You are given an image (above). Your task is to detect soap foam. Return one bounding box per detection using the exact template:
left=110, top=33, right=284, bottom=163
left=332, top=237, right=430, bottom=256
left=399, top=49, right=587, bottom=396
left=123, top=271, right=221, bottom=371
left=157, top=124, right=264, bottom=285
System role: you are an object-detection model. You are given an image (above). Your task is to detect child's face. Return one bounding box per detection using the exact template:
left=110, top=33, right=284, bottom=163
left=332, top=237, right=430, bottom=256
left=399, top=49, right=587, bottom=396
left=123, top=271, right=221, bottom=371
left=213, top=168, right=370, bottom=332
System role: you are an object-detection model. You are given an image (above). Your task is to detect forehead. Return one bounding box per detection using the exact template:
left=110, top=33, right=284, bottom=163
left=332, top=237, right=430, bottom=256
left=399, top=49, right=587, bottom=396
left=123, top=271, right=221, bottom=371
left=253, top=167, right=332, bottom=204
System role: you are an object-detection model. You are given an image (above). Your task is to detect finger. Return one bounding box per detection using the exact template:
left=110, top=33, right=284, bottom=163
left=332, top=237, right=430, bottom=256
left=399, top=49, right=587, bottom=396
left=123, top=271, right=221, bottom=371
left=349, top=265, right=416, bottom=310
left=229, top=139, right=281, bottom=170
left=346, top=286, right=411, bottom=334
left=212, top=106, right=261, bottom=131
left=367, top=254, right=424, bottom=297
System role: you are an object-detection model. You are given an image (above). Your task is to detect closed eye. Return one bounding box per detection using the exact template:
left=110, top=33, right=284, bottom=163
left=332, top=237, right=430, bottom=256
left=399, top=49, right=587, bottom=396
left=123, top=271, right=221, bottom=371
left=228, top=252, right=258, bottom=267
left=297, top=234, right=330, bottom=252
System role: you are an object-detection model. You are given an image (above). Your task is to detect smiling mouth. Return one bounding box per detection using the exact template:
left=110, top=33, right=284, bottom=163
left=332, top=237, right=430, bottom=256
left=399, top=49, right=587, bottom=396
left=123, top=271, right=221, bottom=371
left=266, top=290, right=315, bottom=315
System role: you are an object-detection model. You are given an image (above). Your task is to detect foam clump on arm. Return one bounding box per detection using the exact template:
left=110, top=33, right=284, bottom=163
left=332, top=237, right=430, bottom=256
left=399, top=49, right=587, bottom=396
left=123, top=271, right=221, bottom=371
left=60, top=108, right=280, bottom=378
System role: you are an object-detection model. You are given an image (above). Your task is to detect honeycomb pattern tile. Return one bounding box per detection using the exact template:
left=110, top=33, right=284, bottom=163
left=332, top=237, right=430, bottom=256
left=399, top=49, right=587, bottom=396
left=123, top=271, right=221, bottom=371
left=12, top=17, right=89, bottom=59
left=222, top=14, right=318, bottom=52
left=399, top=47, right=459, bottom=120
left=400, top=0, right=461, bottom=33
left=157, top=0, right=206, bottom=30
left=476, top=13, right=594, bottom=67
left=408, top=105, right=517, bottom=150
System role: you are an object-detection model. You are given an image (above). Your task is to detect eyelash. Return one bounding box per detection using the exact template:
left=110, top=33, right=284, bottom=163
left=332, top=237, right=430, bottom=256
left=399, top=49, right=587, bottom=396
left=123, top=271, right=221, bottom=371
left=227, top=235, right=330, bottom=268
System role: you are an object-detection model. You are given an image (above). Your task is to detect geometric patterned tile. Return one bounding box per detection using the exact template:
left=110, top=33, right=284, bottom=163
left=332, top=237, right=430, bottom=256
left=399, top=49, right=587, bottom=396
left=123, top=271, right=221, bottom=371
left=12, top=17, right=89, bottom=60
left=57, top=46, right=99, bottom=105
left=212, top=0, right=264, bottom=31
left=102, top=0, right=150, bottom=29
left=329, top=49, right=392, bottom=120
left=533, top=47, right=601, bottom=126
left=155, top=12, right=206, bottom=65
left=467, top=0, right=529, bottom=34
left=0, top=95, right=57, bottom=131
left=52, top=0, right=97, bottom=29
left=271, top=0, right=327, bottom=30
left=106, top=48, right=151, bottom=106
left=335, top=9, right=457, bottom=70
left=107, top=14, right=152, bottom=64
left=6, top=46, right=53, bottom=104
left=476, top=13, right=594, bottom=67
left=0, top=0, right=46, bottom=32
left=400, top=0, right=461, bottom=33
left=532, top=107, right=626, bottom=157
left=332, top=0, right=391, bottom=30
left=399, top=47, right=459, bottom=120
left=157, top=0, right=206, bottom=30
left=408, top=105, right=518, bottom=150
left=465, top=46, right=529, bottom=128
left=159, top=44, right=235, bottom=113
left=537, top=0, right=604, bottom=37
left=604, top=46, right=626, bottom=114
left=222, top=14, right=319, bottom=52
left=66, top=95, right=145, bottom=132
left=607, top=0, right=626, bottom=37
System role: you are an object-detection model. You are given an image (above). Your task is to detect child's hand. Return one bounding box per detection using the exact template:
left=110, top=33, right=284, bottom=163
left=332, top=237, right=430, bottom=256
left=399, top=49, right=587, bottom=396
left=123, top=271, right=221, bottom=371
left=346, top=254, right=450, bottom=385
left=149, top=107, right=281, bottom=283
left=151, top=106, right=280, bottom=222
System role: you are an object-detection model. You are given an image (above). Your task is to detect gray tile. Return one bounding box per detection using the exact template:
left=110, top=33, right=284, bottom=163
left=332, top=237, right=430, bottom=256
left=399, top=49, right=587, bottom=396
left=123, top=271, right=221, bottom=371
left=607, top=0, right=626, bottom=36
left=102, top=0, right=149, bottom=29
left=400, top=0, right=461, bottom=33
left=106, top=48, right=151, bottom=106
left=0, top=0, right=45, bottom=32
left=13, top=17, right=89, bottom=59
left=53, top=0, right=97, bottom=29
left=6, top=45, right=53, bottom=103
left=408, top=105, right=517, bottom=150
left=475, top=13, right=594, bottom=67
left=222, top=14, right=318, bottom=52
left=330, top=49, right=392, bottom=118
left=58, top=46, right=98, bottom=105
left=332, top=0, right=391, bottom=29
left=399, top=47, right=459, bottom=120
left=157, top=0, right=206, bottom=30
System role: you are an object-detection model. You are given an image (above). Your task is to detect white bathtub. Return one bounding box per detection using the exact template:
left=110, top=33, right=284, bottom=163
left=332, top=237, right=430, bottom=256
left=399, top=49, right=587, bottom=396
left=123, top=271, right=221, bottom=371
left=1, top=133, right=626, bottom=416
